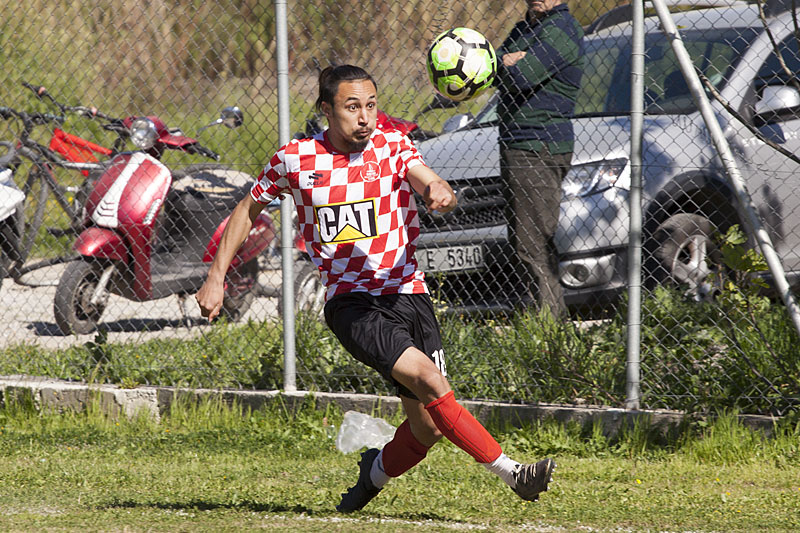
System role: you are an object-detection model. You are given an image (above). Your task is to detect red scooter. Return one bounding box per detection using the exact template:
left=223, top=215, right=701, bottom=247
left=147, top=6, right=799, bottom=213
left=54, top=106, right=276, bottom=335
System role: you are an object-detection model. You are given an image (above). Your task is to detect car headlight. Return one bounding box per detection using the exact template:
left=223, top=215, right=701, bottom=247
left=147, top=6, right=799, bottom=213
left=130, top=117, right=159, bottom=150
left=562, top=158, right=628, bottom=199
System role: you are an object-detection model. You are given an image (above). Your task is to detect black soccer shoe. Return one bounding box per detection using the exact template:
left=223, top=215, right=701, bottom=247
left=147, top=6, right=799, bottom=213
left=512, top=458, right=556, bottom=502
left=336, top=448, right=382, bottom=513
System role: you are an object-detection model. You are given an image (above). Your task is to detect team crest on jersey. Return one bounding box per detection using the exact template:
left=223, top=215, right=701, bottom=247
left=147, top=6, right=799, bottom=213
left=315, top=199, right=378, bottom=244
left=360, top=161, right=381, bottom=182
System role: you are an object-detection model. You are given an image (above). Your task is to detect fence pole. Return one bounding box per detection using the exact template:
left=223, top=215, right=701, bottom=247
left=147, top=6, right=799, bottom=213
left=650, top=0, right=800, bottom=339
left=275, top=0, right=296, bottom=392
left=626, top=0, right=645, bottom=411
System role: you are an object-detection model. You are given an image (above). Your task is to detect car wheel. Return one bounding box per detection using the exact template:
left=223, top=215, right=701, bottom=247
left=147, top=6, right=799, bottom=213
left=652, top=213, right=722, bottom=302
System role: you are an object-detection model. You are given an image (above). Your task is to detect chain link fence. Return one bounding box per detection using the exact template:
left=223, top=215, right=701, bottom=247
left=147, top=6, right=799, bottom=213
left=0, top=0, right=798, bottom=416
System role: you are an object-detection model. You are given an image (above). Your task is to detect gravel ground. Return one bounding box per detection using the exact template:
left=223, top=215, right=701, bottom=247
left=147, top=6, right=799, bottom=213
left=0, top=263, right=282, bottom=350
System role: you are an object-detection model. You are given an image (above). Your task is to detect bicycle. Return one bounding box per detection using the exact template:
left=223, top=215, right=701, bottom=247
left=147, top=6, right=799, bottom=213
left=0, top=105, right=106, bottom=283
left=20, top=82, right=122, bottom=229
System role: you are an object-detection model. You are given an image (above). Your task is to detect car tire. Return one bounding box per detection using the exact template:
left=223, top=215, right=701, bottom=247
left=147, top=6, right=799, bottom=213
left=652, top=213, right=722, bottom=302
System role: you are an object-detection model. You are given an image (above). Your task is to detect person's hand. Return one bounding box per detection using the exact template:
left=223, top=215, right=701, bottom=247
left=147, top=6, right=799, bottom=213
left=502, top=51, right=527, bottom=67
left=195, top=278, right=225, bottom=321
left=424, top=180, right=457, bottom=215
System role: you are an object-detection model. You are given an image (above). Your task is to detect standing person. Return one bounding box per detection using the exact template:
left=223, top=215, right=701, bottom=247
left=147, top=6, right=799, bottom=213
left=496, top=0, right=584, bottom=317
left=196, top=64, right=556, bottom=513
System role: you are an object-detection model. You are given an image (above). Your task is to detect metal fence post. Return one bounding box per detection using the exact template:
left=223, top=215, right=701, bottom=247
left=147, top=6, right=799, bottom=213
left=651, top=0, right=800, bottom=340
left=626, top=0, right=645, bottom=411
left=275, top=0, right=296, bottom=392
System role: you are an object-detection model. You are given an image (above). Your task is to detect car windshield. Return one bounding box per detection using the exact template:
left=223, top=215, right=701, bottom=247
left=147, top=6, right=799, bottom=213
left=576, top=27, right=759, bottom=116
left=471, top=26, right=759, bottom=124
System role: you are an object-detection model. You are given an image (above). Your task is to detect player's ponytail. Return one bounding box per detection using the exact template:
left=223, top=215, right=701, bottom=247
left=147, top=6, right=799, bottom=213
left=315, top=64, right=377, bottom=111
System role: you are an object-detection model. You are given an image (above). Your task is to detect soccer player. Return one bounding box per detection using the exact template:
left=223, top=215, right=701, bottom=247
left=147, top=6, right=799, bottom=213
left=195, top=64, right=555, bottom=512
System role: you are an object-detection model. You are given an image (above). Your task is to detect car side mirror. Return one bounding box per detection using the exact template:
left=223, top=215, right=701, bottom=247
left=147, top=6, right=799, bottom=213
left=754, top=86, right=800, bottom=121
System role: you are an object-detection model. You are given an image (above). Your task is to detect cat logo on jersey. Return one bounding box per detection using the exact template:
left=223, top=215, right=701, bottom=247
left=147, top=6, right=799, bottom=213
left=315, top=199, right=378, bottom=244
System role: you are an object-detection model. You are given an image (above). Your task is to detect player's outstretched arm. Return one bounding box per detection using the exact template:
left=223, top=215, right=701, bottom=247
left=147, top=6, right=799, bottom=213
left=196, top=194, right=265, bottom=321
left=407, top=165, right=457, bottom=215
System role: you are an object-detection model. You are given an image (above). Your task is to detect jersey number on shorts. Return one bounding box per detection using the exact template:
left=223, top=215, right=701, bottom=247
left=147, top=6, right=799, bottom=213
left=432, top=349, right=447, bottom=376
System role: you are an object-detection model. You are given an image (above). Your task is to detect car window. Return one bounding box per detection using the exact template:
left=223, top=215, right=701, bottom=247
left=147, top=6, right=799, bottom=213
left=575, top=40, right=624, bottom=116
left=467, top=27, right=759, bottom=125
left=575, top=28, right=759, bottom=116
left=473, top=93, right=499, bottom=126
left=756, top=34, right=800, bottom=86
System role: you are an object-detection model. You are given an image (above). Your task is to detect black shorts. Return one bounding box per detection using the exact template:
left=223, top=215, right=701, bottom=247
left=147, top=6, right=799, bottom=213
left=324, top=292, right=446, bottom=399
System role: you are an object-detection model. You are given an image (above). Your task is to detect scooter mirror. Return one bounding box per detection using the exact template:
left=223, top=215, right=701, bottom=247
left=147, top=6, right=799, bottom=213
left=220, top=106, right=244, bottom=129
left=198, top=106, right=244, bottom=133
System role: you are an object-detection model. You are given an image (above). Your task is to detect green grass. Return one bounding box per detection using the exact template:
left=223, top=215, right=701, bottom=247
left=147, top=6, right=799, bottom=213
left=1, top=283, right=798, bottom=415
left=0, top=398, right=799, bottom=532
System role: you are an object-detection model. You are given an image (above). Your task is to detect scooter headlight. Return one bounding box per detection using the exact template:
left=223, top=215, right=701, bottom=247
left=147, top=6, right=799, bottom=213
left=130, top=117, right=159, bottom=150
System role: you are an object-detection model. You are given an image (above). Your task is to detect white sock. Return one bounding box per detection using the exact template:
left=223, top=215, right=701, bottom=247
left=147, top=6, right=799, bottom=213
left=482, top=453, right=520, bottom=489
left=369, top=449, right=391, bottom=489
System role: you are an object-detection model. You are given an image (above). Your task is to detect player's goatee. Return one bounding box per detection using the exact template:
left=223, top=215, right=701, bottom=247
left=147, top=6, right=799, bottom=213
left=348, top=139, right=370, bottom=152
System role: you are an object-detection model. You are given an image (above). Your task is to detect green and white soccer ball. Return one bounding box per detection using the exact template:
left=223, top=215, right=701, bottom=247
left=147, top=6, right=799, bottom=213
left=426, top=27, right=497, bottom=102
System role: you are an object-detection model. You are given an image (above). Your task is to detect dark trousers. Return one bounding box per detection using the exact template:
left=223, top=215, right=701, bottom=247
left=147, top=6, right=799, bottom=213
left=501, top=145, right=571, bottom=317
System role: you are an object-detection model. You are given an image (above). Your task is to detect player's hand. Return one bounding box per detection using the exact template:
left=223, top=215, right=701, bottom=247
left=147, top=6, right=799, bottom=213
left=502, top=51, right=527, bottom=67
left=424, top=180, right=457, bottom=215
left=195, top=279, right=225, bottom=321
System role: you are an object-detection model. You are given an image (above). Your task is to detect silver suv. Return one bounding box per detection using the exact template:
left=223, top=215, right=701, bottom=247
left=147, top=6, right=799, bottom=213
left=415, top=3, right=800, bottom=313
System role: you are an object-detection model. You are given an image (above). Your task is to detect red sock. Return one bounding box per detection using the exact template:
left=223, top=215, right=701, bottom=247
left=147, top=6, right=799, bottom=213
left=425, top=391, right=502, bottom=463
left=381, top=419, right=431, bottom=477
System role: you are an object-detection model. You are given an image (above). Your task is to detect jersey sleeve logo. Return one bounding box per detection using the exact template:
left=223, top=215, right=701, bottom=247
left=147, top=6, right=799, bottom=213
left=315, top=199, right=378, bottom=244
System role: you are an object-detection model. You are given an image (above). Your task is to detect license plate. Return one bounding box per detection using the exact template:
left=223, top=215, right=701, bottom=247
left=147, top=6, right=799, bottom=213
left=417, top=245, right=485, bottom=273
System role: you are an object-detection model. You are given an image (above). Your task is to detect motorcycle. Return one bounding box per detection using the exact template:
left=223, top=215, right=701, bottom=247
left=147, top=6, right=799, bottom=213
left=54, top=106, right=277, bottom=335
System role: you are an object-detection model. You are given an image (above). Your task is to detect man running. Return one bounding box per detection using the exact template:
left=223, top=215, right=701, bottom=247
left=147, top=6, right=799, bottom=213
left=195, top=64, right=555, bottom=512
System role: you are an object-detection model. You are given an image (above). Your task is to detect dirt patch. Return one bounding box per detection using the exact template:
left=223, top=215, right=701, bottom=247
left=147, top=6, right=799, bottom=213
left=0, top=263, right=282, bottom=350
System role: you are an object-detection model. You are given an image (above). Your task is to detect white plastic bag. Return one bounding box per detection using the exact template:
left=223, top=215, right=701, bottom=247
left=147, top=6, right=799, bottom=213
left=335, top=411, right=396, bottom=454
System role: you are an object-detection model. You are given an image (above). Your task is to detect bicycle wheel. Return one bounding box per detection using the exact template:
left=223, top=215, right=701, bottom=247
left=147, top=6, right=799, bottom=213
left=15, top=165, right=50, bottom=267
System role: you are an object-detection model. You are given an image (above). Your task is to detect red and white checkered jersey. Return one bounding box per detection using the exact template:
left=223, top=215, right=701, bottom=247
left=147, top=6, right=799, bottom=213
left=250, top=128, right=428, bottom=301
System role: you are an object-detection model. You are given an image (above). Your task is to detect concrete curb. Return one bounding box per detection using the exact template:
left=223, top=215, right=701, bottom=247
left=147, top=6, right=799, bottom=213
left=0, top=375, right=779, bottom=436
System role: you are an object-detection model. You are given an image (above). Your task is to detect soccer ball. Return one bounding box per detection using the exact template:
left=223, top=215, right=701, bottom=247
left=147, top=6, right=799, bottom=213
left=426, top=27, right=497, bottom=102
